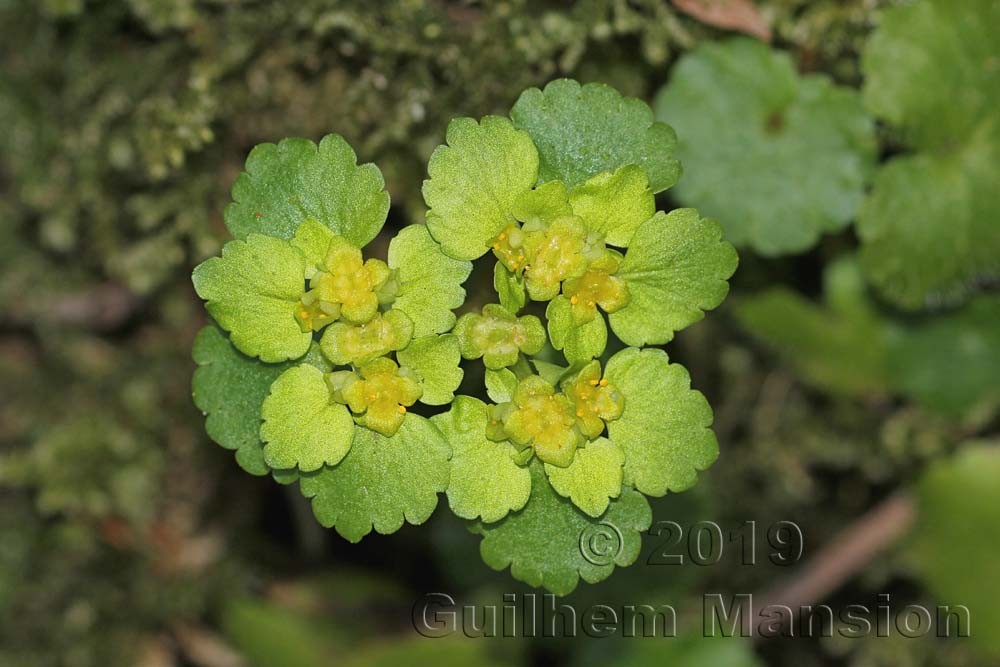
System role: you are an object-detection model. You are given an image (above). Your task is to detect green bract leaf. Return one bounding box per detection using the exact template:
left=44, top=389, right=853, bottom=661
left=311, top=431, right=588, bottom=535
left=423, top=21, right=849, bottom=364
left=862, top=0, right=1000, bottom=151
left=192, top=234, right=311, bottom=362
left=388, top=224, right=473, bottom=337
left=510, top=179, right=572, bottom=224
left=260, top=365, right=355, bottom=472
left=484, top=368, right=518, bottom=404
left=433, top=397, right=531, bottom=523
left=493, top=261, right=526, bottom=313
left=396, top=334, right=464, bottom=406
left=511, top=79, right=681, bottom=193
left=192, top=325, right=330, bottom=476
left=423, top=116, right=539, bottom=260
left=224, top=134, right=390, bottom=246
left=289, top=218, right=337, bottom=275
left=857, top=133, right=1000, bottom=310
left=568, top=165, right=655, bottom=247
left=532, top=359, right=571, bottom=387
left=912, top=442, right=1000, bottom=658
left=547, top=295, right=607, bottom=365
left=471, top=462, right=652, bottom=596
left=544, top=437, right=624, bottom=518
left=298, top=414, right=450, bottom=542
left=610, top=209, right=738, bottom=346
left=655, top=38, right=875, bottom=255
left=605, top=348, right=718, bottom=496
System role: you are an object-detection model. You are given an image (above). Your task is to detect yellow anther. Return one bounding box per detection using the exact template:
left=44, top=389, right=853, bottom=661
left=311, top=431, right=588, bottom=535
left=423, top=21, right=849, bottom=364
left=570, top=295, right=579, bottom=305
left=493, top=243, right=501, bottom=250
left=398, top=405, right=407, bottom=414
left=599, top=378, right=608, bottom=387
left=498, top=232, right=507, bottom=241
left=588, top=379, right=599, bottom=386
left=576, top=410, right=584, bottom=417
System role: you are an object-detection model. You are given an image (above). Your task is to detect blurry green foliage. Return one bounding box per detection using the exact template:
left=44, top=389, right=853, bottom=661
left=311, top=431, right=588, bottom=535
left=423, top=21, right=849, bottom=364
left=910, top=442, right=1000, bottom=657
left=737, top=258, right=1000, bottom=419
left=656, top=38, right=875, bottom=255
left=735, top=257, right=893, bottom=396
left=620, top=633, right=762, bottom=667
left=858, top=0, right=1000, bottom=309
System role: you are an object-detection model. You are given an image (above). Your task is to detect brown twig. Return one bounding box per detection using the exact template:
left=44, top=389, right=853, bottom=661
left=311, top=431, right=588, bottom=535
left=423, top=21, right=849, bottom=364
left=750, top=491, right=917, bottom=639
left=46, top=283, right=141, bottom=331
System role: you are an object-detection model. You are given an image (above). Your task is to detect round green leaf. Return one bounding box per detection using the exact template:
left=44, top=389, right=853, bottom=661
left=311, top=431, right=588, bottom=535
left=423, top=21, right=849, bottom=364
left=857, top=134, right=1000, bottom=310
left=511, top=79, right=681, bottom=193
left=260, top=364, right=355, bottom=472
left=192, top=325, right=329, bottom=476
left=298, top=415, right=451, bottom=542
left=857, top=1, right=1000, bottom=310
left=433, top=397, right=531, bottom=523
left=610, top=209, right=738, bottom=347
left=388, top=224, right=473, bottom=336
left=192, top=234, right=312, bottom=362
left=545, top=438, right=624, bottom=518
left=471, top=462, right=652, bottom=596
left=396, top=334, right=464, bottom=406
left=224, top=134, right=390, bottom=246
left=862, top=0, right=1000, bottom=151
left=423, top=116, right=539, bottom=260
left=605, top=347, right=718, bottom=497
left=655, top=38, right=875, bottom=255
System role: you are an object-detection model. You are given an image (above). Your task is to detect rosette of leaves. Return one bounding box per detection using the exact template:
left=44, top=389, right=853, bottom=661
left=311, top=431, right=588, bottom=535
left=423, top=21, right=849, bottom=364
left=423, top=79, right=738, bottom=594
left=192, top=134, right=471, bottom=542
left=654, top=38, right=876, bottom=255
left=858, top=0, right=1000, bottom=309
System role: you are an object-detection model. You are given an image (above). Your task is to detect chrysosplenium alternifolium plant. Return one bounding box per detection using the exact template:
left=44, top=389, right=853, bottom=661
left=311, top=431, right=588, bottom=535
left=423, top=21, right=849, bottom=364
left=192, top=79, right=738, bottom=594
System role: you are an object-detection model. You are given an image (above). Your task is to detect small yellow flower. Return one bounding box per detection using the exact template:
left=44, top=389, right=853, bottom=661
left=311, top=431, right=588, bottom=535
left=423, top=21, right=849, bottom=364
left=342, top=358, right=423, bottom=436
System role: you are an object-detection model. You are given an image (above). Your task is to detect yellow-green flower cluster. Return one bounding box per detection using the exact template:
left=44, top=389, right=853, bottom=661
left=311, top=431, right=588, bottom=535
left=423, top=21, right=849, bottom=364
left=487, top=362, right=624, bottom=467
